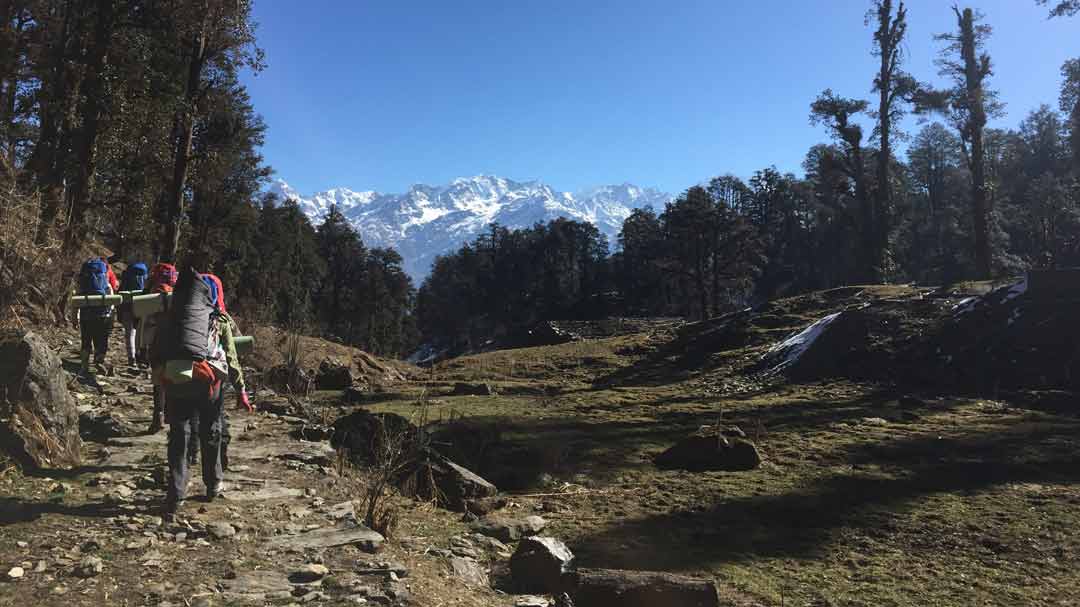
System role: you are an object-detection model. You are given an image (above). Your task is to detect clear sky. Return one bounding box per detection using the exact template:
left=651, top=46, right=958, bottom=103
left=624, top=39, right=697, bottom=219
left=241, top=0, right=1078, bottom=196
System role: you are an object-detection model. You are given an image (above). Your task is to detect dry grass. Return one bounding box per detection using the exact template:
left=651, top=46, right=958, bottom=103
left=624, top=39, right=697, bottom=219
left=0, top=185, right=67, bottom=327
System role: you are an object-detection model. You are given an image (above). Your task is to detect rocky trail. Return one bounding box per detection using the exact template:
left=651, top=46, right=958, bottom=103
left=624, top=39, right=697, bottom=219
left=0, top=329, right=546, bottom=607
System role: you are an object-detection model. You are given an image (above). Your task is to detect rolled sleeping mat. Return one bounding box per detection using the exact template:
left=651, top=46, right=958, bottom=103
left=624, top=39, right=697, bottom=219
left=70, top=294, right=123, bottom=308
left=234, top=335, right=254, bottom=355
left=131, top=291, right=173, bottom=319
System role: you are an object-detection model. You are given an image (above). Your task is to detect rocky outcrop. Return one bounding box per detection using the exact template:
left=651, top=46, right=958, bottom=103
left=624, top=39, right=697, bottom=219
left=510, top=536, right=575, bottom=594
left=654, top=425, right=761, bottom=472
left=0, top=330, right=81, bottom=469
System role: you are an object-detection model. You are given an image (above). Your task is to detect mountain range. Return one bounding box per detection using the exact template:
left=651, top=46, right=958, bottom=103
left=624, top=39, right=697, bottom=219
left=270, top=175, right=671, bottom=281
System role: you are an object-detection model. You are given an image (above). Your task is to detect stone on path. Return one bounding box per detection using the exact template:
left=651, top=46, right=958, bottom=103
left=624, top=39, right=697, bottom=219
left=264, top=522, right=384, bottom=553
left=564, top=568, right=723, bottom=607
left=220, top=570, right=294, bottom=602
left=74, top=556, right=104, bottom=578
left=290, top=563, right=330, bottom=584
left=448, top=556, right=489, bottom=587
left=510, top=536, right=574, bottom=594
left=0, top=330, right=81, bottom=469
left=654, top=425, right=761, bottom=472
left=6, top=566, right=24, bottom=579
left=471, top=514, right=547, bottom=542
left=208, top=522, right=236, bottom=539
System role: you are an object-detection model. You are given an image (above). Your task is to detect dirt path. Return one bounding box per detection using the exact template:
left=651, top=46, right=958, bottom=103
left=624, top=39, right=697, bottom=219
left=0, top=329, right=510, bottom=607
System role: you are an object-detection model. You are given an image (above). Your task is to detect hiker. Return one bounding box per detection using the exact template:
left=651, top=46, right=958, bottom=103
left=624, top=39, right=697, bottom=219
left=118, top=261, right=149, bottom=367
left=152, top=267, right=250, bottom=520
left=201, top=272, right=249, bottom=472
left=74, top=257, right=119, bottom=375
left=138, top=262, right=178, bottom=433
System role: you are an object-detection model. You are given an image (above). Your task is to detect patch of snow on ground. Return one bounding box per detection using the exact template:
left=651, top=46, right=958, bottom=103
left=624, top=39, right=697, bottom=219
left=766, top=311, right=843, bottom=372
left=953, top=277, right=1028, bottom=316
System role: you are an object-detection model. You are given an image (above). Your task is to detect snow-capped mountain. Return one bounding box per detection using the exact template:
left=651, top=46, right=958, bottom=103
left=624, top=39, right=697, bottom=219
left=269, top=176, right=670, bottom=281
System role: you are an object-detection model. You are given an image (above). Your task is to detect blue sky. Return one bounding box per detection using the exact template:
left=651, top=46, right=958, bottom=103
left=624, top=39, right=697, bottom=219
left=241, top=1, right=1078, bottom=196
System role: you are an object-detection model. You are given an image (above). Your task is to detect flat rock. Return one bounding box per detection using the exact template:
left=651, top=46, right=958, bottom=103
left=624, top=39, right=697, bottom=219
left=449, top=557, right=489, bottom=587
left=471, top=514, right=547, bottom=542
left=220, top=570, right=294, bottom=601
left=565, top=568, right=723, bottom=607
left=264, top=523, right=384, bottom=552
left=208, top=522, right=236, bottom=539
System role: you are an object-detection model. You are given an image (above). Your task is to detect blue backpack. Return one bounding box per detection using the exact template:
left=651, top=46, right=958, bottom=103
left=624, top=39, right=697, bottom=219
left=80, top=259, right=110, bottom=296
left=121, top=263, right=149, bottom=292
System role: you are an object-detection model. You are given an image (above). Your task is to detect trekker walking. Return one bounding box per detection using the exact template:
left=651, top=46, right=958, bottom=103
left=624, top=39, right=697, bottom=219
left=74, top=257, right=119, bottom=375
left=202, top=272, right=250, bottom=472
left=118, top=261, right=149, bottom=367
left=138, top=263, right=178, bottom=433
left=152, top=267, right=249, bottom=520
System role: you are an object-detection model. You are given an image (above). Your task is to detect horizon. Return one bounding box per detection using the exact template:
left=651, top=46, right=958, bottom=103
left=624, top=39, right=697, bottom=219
left=243, top=0, right=1078, bottom=197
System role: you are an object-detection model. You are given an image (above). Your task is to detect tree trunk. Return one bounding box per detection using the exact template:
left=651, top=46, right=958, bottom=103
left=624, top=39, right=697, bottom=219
left=33, top=0, right=80, bottom=244
left=162, top=23, right=208, bottom=263
left=64, top=0, right=115, bottom=253
left=958, top=7, right=992, bottom=279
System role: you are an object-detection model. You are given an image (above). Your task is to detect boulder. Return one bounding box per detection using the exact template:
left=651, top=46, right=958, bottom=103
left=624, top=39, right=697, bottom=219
left=510, top=536, right=575, bottom=594
left=564, top=568, right=722, bottom=607
left=654, top=425, right=761, bottom=472
left=404, top=452, right=498, bottom=511
left=0, top=330, right=81, bottom=469
left=330, top=410, right=416, bottom=464
left=471, top=514, right=547, bottom=542
left=316, top=359, right=358, bottom=390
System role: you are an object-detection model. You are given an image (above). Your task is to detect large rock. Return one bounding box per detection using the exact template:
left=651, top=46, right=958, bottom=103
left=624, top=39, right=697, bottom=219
left=316, top=358, right=358, bottom=390
left=405, top=452, right=498, bottom=511
left=564, top=568, right=722, bottom=607
left=471, top=514, right=547, bottom=542
left=452, top=382, right=497, bottom=396
left=0, top=330, right=81, bottom=469
left=654, top=425, right=761, bottom=472
left=510, top=536, right=574, bottom=594
left=330, top=410, right=416, bottom=463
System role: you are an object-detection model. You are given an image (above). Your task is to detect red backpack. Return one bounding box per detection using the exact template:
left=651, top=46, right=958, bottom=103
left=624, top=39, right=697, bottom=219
left=148, top=263, right=178, bottom=292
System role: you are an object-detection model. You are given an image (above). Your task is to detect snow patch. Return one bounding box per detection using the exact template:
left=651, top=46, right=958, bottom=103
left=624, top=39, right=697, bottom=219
left=765, top=312, right=844, bottom=372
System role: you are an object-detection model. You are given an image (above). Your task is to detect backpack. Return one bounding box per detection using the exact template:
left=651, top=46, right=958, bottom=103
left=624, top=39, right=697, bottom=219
left=79, top=258, right=110, bottom=296
left=164, top=268, right=215, bottom=361
left=203, top=273, right=226, bottom=313
left=120, top=263, right=149, bottom=292
left=149, top=263, right=178, bottom=291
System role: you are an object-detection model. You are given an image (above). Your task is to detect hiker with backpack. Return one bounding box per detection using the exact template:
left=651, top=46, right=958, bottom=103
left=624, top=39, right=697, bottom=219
left=202, top=272, right=250, bottom=472
left=151, top=267, right=251, bottom=520
left=138, top=263, right=178, bottom=433
left=74, top=257, right=120, bottom=375
left=118, top=261, right=149, bottom=367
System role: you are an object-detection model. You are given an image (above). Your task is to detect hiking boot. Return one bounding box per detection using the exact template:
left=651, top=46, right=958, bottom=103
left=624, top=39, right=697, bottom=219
left=162, top=498, right=182, bottom=522
left=207, top=481, right=226, bottom=501
left=94, top=362, right=107, bottom=376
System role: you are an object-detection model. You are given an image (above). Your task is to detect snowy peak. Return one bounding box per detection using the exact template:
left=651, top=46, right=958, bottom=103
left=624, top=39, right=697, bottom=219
left=274, top=176, right=671, bottom=280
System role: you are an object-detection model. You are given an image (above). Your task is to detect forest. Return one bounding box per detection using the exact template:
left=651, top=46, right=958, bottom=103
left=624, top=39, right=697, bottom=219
left=0, top=0, right=1078, bottom=357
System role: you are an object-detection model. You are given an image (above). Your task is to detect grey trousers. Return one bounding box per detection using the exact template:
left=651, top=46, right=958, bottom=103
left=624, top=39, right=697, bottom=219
left=165, top=381, right=223, bottom=503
